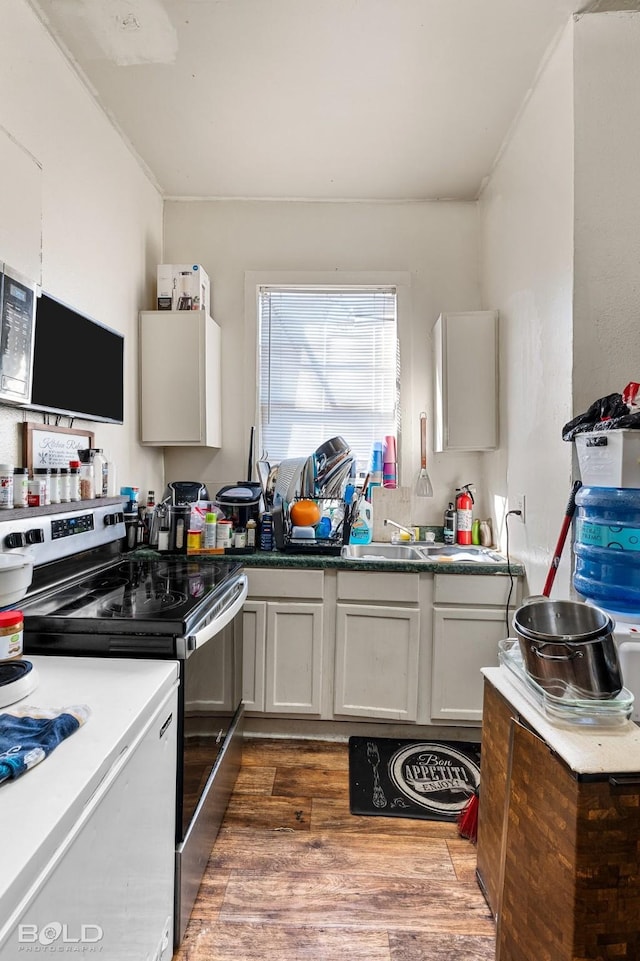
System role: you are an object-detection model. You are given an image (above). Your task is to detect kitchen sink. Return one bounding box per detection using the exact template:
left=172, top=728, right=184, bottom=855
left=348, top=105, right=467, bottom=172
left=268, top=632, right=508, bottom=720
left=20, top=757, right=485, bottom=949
left=341, top=543, right=425, bottom=561
left=341, top=542, right=506, bottom=563
left=420, top=545, right=506, bottom=563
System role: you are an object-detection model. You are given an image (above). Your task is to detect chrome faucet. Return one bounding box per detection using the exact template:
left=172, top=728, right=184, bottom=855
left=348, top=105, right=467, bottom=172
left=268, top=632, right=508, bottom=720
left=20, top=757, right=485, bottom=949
left=383, top=518, right=415, bottom=542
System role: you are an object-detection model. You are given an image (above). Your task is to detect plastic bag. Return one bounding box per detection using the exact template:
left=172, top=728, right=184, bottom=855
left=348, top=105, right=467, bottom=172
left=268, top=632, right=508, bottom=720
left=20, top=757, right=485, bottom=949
left=562, top=383, right=640, bottom=440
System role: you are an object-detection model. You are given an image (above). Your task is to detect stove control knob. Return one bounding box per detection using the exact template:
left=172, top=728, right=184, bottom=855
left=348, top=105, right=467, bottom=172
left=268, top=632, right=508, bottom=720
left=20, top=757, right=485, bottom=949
left=26, top=528, right=45, bottom=544
left=4, top=532, right=26, bottom=549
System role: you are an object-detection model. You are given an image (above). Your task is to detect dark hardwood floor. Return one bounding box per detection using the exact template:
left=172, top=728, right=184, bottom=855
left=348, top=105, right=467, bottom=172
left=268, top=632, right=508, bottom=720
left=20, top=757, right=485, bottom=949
left=173, top=738, right=496, bottom=961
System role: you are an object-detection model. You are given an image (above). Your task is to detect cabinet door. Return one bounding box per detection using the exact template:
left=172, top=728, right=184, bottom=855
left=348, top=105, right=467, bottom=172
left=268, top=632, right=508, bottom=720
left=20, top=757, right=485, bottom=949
left=431, top=606, right=507, bottom=722
left=433, top=310, right=498, bottom=451
left=139, top=311, right=221, bottom=447
left=241, top=601, right=266, bottom=712
left=334, top=603, right=420, bottom=721
left=265, top=602, right=324, bottom=714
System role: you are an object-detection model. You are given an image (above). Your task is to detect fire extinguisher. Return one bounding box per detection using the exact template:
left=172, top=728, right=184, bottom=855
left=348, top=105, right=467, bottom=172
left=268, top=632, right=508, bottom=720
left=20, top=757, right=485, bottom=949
left=456, top=484, right=475, bottom=545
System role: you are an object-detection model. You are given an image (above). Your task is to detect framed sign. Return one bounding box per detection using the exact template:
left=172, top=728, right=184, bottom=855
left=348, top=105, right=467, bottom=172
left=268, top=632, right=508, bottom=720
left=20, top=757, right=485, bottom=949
left=22, top=422, right=95, bottom=473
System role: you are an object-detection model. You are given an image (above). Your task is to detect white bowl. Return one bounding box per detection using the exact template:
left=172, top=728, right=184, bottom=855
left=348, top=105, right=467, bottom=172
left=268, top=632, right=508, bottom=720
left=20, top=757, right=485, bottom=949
left=0, top=553, right=33, bottom=607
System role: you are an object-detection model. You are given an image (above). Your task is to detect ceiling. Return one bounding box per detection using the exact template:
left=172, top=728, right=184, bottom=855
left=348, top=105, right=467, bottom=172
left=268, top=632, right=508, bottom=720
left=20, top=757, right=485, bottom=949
left=25, top=0, right=631, bottom=201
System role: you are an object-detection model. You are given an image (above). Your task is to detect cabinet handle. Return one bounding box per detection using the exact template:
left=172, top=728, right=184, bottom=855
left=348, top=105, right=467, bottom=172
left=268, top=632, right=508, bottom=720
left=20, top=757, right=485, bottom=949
left=609, top=774, right=640, bottom=787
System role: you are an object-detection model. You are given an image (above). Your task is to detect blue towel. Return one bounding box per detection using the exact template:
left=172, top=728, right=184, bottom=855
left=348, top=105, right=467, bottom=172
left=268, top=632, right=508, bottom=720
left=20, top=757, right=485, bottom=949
left=0, top=705, right=90, bottom=784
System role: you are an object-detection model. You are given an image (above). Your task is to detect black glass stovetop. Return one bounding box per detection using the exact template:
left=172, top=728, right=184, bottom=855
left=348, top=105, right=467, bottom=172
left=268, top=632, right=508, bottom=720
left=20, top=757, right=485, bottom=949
left=18, top=555, right=243, bottom=638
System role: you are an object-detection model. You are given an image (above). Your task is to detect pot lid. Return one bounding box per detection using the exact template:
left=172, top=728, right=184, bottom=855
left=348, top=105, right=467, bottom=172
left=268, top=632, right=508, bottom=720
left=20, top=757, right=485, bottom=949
left=0, top=553, right=33, bottom=574
left=216, top=484, right=262, bottom=504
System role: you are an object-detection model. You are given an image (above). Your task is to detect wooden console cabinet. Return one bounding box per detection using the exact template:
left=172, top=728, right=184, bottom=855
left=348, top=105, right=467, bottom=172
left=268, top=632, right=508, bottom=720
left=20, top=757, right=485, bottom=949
left=477, top=669, right=640, bottom=961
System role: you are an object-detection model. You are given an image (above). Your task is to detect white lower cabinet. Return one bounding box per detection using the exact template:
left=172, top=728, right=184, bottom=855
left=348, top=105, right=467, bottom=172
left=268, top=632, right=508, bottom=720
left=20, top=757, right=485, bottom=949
left=333, top=570, right=421, bottom=722
left=334, top=603, right=420, bottom=720
left=243, top=566, right=521, bottom=728
left=431, top=574, right=521, bottom=723
left=243, top=569, right=324, bottom=715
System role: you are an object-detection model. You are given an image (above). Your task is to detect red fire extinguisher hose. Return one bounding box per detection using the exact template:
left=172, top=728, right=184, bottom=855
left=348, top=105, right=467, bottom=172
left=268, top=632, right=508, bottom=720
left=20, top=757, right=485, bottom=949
left=542, top=480, right=582, bottom=598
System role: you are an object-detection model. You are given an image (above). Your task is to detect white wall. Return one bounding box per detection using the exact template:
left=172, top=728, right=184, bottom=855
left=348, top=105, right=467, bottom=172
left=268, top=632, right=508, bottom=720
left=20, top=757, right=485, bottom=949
left=0, top=0, right=164, bottom=496
left=162, top=199, right=489, bottom=523
left=573, top=12, right=640, bottom=413
left=479, top=22, right=575, bottom=596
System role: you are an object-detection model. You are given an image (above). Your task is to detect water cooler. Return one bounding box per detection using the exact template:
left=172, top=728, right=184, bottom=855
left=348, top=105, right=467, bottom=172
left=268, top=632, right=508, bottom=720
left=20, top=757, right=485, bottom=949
left=573, top=429, right=640, bottom=719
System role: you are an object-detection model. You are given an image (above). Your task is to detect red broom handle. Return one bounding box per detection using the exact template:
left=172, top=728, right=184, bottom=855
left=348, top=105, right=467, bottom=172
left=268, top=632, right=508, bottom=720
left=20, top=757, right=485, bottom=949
left=542, top=480, right=582, bottom=598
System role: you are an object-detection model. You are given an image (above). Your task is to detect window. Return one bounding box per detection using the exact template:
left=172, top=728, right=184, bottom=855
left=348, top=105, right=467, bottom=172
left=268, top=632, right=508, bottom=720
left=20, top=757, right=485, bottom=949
left=258, top=286, right=399, bottom=472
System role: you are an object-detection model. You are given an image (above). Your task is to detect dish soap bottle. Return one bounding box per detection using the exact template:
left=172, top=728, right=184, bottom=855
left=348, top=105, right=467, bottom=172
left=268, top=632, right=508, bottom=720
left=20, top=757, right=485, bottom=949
left=444, top=502, right=457, bottom=544
left=349, top=500, right=373, bottom=545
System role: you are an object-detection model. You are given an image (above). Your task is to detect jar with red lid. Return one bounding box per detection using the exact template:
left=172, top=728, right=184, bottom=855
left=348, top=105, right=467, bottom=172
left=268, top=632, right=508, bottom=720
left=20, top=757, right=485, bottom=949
left=0, top=609, right=23, bottom=660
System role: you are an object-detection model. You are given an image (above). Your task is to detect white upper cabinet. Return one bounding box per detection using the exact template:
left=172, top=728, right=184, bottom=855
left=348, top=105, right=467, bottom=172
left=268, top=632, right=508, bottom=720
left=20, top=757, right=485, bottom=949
left=433, top=310, right=498, bottom=452
left=139, top=310, right=221, bottom=447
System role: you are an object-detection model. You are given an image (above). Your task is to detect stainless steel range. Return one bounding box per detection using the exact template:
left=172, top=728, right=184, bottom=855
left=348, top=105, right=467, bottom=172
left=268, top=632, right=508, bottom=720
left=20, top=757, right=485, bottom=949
left=0, top=500, right=247, bottom=949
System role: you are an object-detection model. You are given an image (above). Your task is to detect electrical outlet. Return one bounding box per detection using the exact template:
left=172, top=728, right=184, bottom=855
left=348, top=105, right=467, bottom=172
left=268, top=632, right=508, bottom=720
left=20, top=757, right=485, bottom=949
left=514, top=494, right=526, bottom=523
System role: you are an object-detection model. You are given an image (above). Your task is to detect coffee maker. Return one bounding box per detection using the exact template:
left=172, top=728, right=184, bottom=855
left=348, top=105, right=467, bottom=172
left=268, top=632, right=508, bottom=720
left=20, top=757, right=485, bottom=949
left=162, top=481, right=209, bottom=505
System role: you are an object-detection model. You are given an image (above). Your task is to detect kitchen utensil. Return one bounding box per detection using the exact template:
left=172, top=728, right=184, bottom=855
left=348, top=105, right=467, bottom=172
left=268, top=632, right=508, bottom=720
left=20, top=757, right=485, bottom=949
left=0, top=552, right=33, bottom=607
left=415, top=411, right=433, bottom=497
left=317, top=455, right=354, bottom=497
left=542, top=480, right=582, bottom=597
left=246, top=425, right=255, bottom=482
left=274, top=456, right=308, bottom=505
left=256, top=454, right=271, bottom=505
left=315, top=436, right=350, bottom=475
left=513, top=598, right=622, bottom=699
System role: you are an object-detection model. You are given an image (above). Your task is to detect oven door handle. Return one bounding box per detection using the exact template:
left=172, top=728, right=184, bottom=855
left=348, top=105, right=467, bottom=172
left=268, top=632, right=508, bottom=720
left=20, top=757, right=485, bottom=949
left=185, top=574, right=248, bottom=653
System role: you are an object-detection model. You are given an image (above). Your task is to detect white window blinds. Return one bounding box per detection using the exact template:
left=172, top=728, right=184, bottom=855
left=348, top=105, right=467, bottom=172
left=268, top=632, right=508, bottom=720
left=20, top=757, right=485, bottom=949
left=258, top=286, right=399, bottom=471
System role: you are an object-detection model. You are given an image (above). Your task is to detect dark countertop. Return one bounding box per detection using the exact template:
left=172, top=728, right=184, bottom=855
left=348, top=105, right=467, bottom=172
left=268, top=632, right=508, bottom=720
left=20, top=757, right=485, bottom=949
left=184, top=547, right=525, bottom=576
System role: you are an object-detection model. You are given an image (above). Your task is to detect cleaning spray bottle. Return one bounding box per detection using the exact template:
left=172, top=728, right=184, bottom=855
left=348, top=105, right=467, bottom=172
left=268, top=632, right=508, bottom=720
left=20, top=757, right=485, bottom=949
left=349, top=495, right=373, bottom=545
left=455, top=484, right=475, bottom=546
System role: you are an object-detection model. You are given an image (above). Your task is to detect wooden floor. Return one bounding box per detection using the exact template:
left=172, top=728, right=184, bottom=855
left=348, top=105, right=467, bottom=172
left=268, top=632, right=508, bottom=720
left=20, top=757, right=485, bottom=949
left=173, top=738, right=496, bottom=961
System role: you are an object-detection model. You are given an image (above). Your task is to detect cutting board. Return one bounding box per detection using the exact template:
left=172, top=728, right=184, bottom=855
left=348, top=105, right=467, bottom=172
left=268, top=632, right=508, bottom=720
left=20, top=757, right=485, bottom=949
left=371, top=486, right=412, bottom=541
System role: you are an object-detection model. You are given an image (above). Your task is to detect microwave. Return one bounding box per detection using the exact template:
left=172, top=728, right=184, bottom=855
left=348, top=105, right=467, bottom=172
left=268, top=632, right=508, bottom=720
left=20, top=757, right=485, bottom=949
left=0, top=262, right=36, bottom=405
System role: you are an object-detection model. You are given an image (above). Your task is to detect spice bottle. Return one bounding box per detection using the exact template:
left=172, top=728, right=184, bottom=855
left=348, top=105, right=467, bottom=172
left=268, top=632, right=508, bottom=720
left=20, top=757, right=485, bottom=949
left=0, top=464, right=14, bottom=510
left=13, top=467, right=28, bottom=509
left=49, top=467, right=61, bottom=505
left=34, top=467, right=51, bottom=506
left=59, top=467, right=70, bottom=504
left=246, top=518, right=257, bottom=549
left=69, top=461, right=81, bottom=502
left=92, top=449, right=108, bottom=498
left=80, top=460, right=94, bottom=500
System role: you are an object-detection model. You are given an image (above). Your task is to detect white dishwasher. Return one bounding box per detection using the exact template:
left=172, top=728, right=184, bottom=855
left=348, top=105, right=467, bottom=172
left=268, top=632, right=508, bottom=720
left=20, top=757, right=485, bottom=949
left=0, top=656, right=179, bottom=961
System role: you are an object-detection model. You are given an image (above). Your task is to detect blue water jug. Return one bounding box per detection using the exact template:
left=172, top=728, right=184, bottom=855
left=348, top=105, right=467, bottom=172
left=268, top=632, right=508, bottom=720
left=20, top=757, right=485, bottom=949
left=573, top=486, right=640, bottom=616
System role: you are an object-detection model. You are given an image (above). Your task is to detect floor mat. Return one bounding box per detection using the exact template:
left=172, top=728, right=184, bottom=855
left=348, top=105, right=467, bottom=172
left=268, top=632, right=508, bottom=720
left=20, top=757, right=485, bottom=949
left=349, top=736, right=481, bottom=821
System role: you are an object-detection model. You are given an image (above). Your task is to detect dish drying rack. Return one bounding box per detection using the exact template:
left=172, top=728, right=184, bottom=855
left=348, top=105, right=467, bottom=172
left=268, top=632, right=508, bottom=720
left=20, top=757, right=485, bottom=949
left=274, top=497, right=347, bottom=555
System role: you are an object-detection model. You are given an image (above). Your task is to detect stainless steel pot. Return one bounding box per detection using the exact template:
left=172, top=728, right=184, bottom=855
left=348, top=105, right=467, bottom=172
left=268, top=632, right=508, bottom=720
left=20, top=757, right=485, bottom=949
left=513, top=599, right=622, bottom=700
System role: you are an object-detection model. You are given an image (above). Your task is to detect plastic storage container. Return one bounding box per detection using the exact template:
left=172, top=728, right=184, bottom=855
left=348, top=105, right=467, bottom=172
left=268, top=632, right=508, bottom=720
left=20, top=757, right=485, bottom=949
left=573, top=485, right=640, bottom=616
left=575, top=429, right=640, bottom=489
left=0, top=464, right=14, bottom=510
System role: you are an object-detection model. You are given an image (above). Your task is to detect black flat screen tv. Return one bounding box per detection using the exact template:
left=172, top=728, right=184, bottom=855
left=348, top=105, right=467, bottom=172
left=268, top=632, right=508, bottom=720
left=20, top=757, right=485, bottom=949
left=28, top=292, right=124, bottom=425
